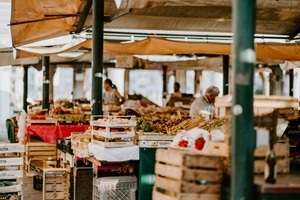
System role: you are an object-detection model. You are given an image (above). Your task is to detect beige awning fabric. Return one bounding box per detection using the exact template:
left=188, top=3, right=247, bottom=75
left=104, top=37, right=231, bottom=55
left=10, top=0, right=81, bottom=46
left=103, top=37, right=300, bottom=61
left=14, top=37, right=300, bottom=62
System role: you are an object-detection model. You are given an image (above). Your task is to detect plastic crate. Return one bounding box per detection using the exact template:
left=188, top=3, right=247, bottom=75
left=61, top=139, right=74, bottom=155
left=74, top=156, right=92, bottom=168
left=74, top=167, right=93, bottom=200
left=33, top=175, right=43, bottom=191
left=93, top=176, right=137, bottom=200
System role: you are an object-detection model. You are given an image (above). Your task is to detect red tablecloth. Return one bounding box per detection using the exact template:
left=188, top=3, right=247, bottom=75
left=26, top=124, right=90, bottom=143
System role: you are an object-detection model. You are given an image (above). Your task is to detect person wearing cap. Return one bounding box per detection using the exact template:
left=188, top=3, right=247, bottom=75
left=189, top=86, right=220, bottom=117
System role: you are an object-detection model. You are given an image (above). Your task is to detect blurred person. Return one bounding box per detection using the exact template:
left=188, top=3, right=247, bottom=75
left=172, top=82, right=182, bottom=97
left=189, top=86, right=220, bottom=116
left=103, top=79, right=125, bottom=105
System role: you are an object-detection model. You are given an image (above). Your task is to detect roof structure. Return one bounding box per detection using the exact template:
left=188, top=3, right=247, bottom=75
left=1, top=0, right=300, bottom=67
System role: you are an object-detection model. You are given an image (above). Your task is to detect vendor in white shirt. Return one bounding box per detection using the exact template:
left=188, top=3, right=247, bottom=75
left=189, top=86, right=220, bottom=117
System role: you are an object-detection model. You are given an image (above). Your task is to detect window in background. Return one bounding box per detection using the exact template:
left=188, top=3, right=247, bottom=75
left=168, top=75, right=175, bottom=94
left=28, top=66, right=42, bottom=102
left=129, top=70, right=163, bottom=106
left=53, top=67, right=74, bottom=101
left=186, top=70, right=195, bottom=94
left=201, top=70, right=223, bottom=95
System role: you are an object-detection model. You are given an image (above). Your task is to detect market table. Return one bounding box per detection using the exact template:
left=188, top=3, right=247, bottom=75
left=254, top=173, right=300, bottom=200
left=26, top=123, right=89, bottom=143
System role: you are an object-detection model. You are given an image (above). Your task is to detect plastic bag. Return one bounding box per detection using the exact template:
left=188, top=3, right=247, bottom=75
left=17, top=110, right=27, bottom=140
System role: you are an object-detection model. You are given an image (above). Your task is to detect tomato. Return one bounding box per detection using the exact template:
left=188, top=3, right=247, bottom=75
left=195, top=137, right=205, bottom=150
left=178, top=139, right=188, bottom=147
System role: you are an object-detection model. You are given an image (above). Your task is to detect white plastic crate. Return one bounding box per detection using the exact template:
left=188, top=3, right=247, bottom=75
left=0, top=183, right=22, bottom=193
left=0, top=158, right=23, bottom=166
left=0, top=170, right=23, bottom=180
left=93, top=176, right=137, bottom=200
left=0, top=144, right=24, bottom=154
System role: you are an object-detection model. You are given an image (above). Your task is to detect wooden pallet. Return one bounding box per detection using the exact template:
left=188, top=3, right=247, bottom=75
left=153, top=149, right=224, bottom=200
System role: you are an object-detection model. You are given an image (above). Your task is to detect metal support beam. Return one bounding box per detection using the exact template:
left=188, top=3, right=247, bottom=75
left=75, top=0, right=93, bottom=33
left=42, top=56, right=50, bottom=110
left=23, top=65, right=28, bottom=112
left=91, top=0, right=104, bottom=115
left=223, top=55, right=229, bottom=95
left=289, top=69, right=294, bottom=96
left=231, top=0, right=256, bottom=200
left=162, top=65, right=168, bottom=99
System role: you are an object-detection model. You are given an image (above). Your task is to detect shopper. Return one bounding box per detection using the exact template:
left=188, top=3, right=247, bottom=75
left=172, top=82, right=182, bottom=97
left=189, top=86, right=220, bottom=116
left=103, top=79, right=125, bottom=105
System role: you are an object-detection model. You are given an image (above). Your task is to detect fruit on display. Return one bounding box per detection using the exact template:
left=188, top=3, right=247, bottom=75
left=178, top=139, right=188, bottom=147
left=194, top=137, right=206, bottom=150
left=50, top=107, right=90, bottom=123
left=198, top=118, right=226, bottom=131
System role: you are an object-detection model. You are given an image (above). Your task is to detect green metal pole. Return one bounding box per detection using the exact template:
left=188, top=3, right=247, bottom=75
left=23, top=65, right=28, bottom=112
left=42, top=56, right=50, bottom=111
left=92, top=0, right=104, bottom=116
left=231, top=0, right=256, bottom=200
left=289, top=69, right=294, bottom=96
left=223, top=55, right=229, bottom=95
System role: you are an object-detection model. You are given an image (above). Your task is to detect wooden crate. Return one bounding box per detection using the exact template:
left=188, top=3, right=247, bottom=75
left=43, top=168, right=68, bottom=200
left=215, top=95, right=299, bottom=118
left=254, top=141, right=290, bottom=173
left=153, top=149, right=224, bottom=200
left=25, top=142, right=57, bottom=161
left=25, top=142, right=57, bottom=176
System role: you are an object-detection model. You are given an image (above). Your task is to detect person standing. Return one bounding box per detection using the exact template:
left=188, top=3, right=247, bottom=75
left=172, top=82, right=182, bottom=97
left=189, top=86, right=220, bottom=116
left=103, top=79, right=125, bottom=105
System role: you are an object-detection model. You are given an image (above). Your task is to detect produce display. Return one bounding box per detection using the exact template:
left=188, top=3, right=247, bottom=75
left=171, top=128, right=210, bottom=151
left=50, top=107, right=91, bottom=123
left=136, top=115, right=204, bottom=135
left=91, top=116, right=136, bottom=148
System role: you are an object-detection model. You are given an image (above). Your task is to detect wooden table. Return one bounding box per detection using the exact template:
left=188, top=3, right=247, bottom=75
left=254, top=173, right=300, bottom=200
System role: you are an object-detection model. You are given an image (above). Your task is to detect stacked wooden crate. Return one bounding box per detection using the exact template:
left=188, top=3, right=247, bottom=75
left=24, top=142, right=57, bottom=176
left=254, top=139, right=290, bottom=173
left=42, top=168, right=68, bottom=200
left=56, top=139, right=75, bottom=200
left=152, top=149, right=224, bottom=200
left=0, top=143, right=24, bottom=200
left=215, top=95, right=299, bottom=175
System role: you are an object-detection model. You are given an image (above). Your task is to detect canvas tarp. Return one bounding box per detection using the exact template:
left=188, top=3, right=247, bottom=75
left=10, top=0, right=81, bottom=46
left=14, top=37, right=300, bottom=61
